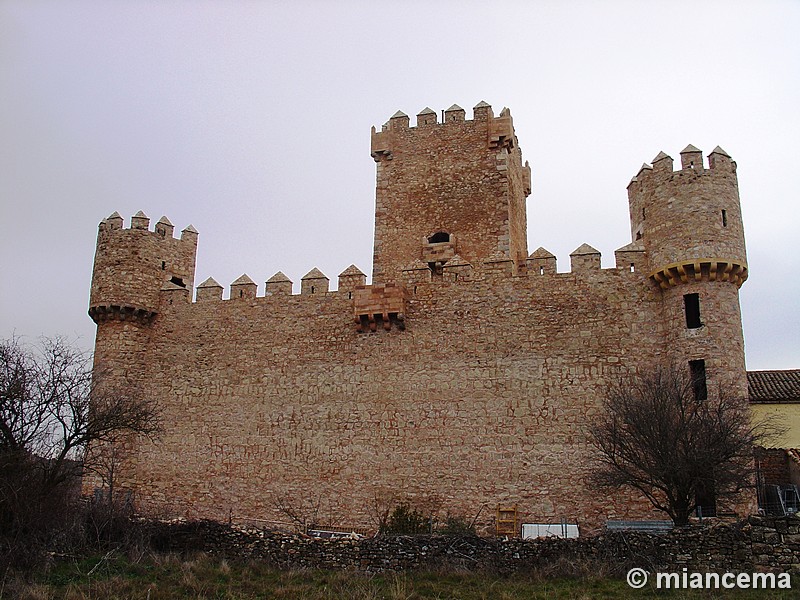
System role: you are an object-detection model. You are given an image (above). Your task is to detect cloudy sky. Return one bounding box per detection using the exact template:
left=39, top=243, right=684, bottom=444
left=1, top=1, right=798, bottom=370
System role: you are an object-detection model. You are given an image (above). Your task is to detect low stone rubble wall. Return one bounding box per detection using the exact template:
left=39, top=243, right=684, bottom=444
left=145, top=515, right=800, bottom=575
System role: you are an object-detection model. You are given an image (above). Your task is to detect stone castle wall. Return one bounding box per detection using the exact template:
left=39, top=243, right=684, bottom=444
left=103, top=259, right=670, bottom=533
left=88, top=102, right=751, bottom=535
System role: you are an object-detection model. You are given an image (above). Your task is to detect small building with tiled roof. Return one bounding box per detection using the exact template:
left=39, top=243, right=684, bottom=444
left=749, top=369, right=800, bottom=448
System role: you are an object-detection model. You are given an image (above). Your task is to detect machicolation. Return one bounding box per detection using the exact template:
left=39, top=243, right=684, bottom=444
left=87, top=101, right=750, bottom=535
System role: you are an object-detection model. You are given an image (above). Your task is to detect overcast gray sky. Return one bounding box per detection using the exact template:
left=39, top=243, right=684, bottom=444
left=1, top=0, right=798, bottom=370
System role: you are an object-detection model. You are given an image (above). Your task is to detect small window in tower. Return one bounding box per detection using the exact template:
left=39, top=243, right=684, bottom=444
left=722, top=209, right=728, bottom=227
left=161, top=261, right=166, bottom=270
left=539, top=266, right=544, bottom=275
left=311, top=286, right=315, bottom=294
left=689, top=359, right=707, bottom=401
left=630, top=263, right=635, bottom=273
left=684, top=293, right=701, bottom=329
left=428, top=231, right=450, bottom=244
left=636, top=231, right=642, bottom=241
left=642, top=207, right=646, bottom=219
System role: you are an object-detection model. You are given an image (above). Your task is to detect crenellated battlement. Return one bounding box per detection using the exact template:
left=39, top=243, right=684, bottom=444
left=90, top=211, right=198, bottom=323
left=370, top=101, right=531, bottom=283
left=87, top=104, right=752, bottom=533
left=185, top=244, right=650, bottom=310
left=626, top=146, right=747, bottom=290
left=97, top=210, right=198, bottom=243
left=370, top=101, right=518, bottom=162
left=627, top=145, right=736, bottom=192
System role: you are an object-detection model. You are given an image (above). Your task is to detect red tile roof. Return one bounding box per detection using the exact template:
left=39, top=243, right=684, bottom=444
left=748, top=370, right=800, bottom=403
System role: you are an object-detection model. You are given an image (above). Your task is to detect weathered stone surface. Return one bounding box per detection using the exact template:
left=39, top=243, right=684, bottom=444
left=86, top=105, right=751, bottom=534
left=144, top=516, right=800, bottom=575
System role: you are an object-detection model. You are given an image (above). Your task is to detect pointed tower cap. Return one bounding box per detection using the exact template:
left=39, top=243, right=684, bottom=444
left=446, top=104, right=464, bottom=112
left=301, top=267, right=328, bottom=280
left=338, top=264, right=366, bottom=277
left=473, top=100, right=491, bottom=108
left=390, top=110, right=408, bottom=119
left=182, top=224, right=198, bottom=233
left=709, top=145, right=730, bottom=157
left=267, top=271, right=291, bottom=283
left=652, top=151, right=672, bottom=163
left=615, top=241, right=644, bottom=253
left=133, top=210, right=148, bottom=218
left=231, top=274, right=256, bottom=285
left=197, top=276, right=222, bottom=288
left=444, top=254, right=470, bottom=266
left=157, top=215, right=173, bottom=226
left=681, top=144, right=701, bottom=154
left=107, top=210, right=122, bottom=219
left=570, top=243, right=600, bottom=256
left=529, top=247, right=556, bottom=259
left=417, top=107, right=435, bottom=115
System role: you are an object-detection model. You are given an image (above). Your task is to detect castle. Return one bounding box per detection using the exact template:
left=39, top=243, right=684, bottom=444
left=88, top=101, right=750, bottom=534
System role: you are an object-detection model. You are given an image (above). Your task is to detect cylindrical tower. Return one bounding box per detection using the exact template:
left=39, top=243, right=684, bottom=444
left=89, top=211, right=197, bottom=325
left=89, top=210, right=197, bottom=374
left=627, top=145, right=748, bottom=396
left=85, top=210, right=198, bottom=498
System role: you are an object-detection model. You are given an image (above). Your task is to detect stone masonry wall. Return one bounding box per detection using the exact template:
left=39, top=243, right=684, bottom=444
left=371, top=104, right=530, bottom=283
left=104, top=257, right=749, bottom=533
left=147, top=515, right=800, bottom=576
left=88, top=107, right=752, bottom=539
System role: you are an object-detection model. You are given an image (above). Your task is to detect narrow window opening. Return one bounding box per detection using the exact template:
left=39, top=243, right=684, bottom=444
left=348, top=292, right=352, bottom=299
left=311, top=285, right=315, bottom=294
left=642, top=207, right=646, bottom=219
left=630, top=263, right=635, bottom=273
left=170, top=276, right=185, bottom=288
left=161, top=261, right=166, bottom=270
left=539, top=266, right=544, bottom=275
left=636, top=231, right=642, bottom=241
left=689, top=359, right=707, bottom=401
left=695, top=480, right=717, bottom=517
left=413, top=286, right=417, bottom=295
left=239, top=290, right=243, bottom=298
left=684, top=293, right=701, bottom=329
left=428, top=231, right=450, bottom=244
left=690, top=160, right=694, bottom=168
left=721, top=209, right=728, bottom=227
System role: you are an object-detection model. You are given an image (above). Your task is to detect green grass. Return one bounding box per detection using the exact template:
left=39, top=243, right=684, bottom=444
left=2, top=553, right=797, bottom=599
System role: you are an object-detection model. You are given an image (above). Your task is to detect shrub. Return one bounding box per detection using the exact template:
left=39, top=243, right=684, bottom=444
left=380, top=503, right=431, bottom=535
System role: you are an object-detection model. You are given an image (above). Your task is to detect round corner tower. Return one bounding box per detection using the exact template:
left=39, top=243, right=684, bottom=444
left=627, top=145, right=748, bottom=396
left=89, top=210, right=197, bottom=382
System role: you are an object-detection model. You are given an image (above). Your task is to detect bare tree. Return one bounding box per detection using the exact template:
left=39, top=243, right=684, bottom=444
left=0, top=336, right=160, bottom=564
left=271, top=492, right=322, bottom=531
left=590, top=365, right=779, bottom=526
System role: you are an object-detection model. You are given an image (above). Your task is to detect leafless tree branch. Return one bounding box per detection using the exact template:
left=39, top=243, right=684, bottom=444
left=590, top=364, right=783, bottom=525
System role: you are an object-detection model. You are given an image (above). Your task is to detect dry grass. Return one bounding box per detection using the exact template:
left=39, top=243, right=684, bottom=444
left=1, top=552, right=797, bottom=599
